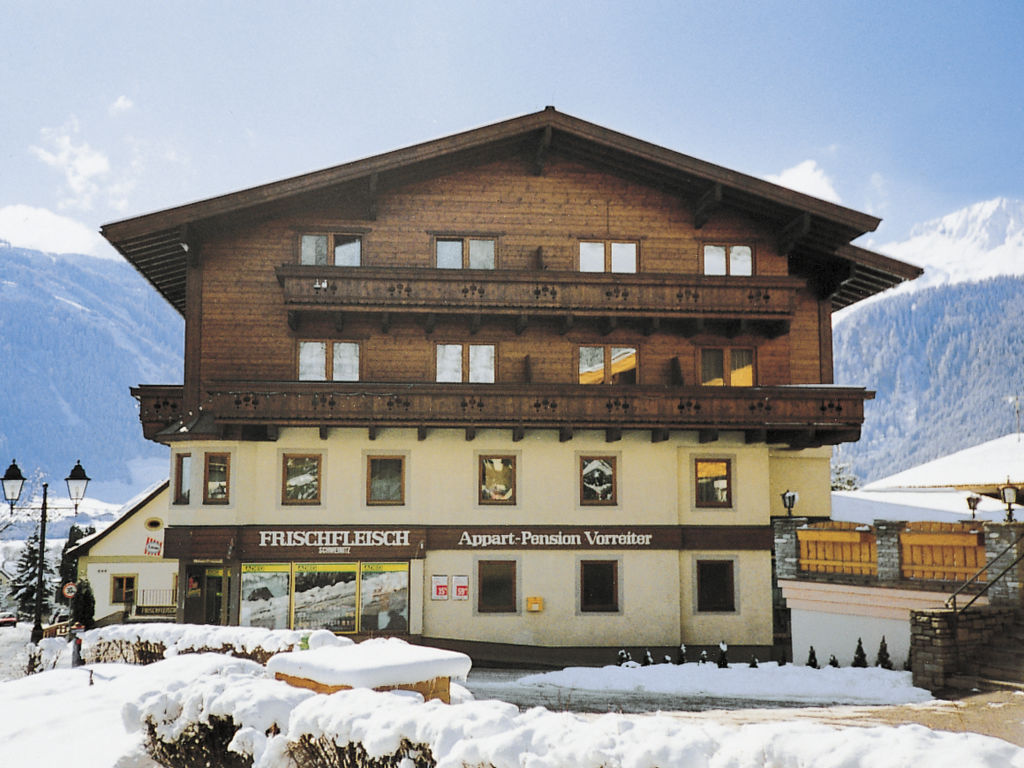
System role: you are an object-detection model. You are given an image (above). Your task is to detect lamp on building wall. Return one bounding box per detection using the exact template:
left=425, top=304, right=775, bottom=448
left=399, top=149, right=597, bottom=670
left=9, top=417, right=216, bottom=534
left=1000, top=483, right=1017, bottom=523
left=0, top=459, right=90, bottom=643
left=780, top=489, right=799, bottom=516
left=966, top=494, right=981, bottom=520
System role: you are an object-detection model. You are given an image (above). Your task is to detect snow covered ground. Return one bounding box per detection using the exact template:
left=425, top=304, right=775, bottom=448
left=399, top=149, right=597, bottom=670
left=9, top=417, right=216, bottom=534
left=0, top=624, right=1022, bottom=767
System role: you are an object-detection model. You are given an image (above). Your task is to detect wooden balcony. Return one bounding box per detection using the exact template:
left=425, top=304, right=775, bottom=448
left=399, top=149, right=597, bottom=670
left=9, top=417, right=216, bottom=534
left=274, top=265, right=800, bottom=325
left=134, top=382, right=871, bottom=447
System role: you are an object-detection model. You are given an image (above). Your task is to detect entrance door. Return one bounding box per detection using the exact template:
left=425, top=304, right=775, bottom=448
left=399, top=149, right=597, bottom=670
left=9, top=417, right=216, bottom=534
left=184, top=565, right=229, bottom=625
left=204, top=570, right=223, bottom=625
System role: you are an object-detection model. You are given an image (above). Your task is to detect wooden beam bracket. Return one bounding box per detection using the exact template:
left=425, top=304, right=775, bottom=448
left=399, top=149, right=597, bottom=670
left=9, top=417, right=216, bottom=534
left=534, top=125, right=552, bottom=176
left=778, top=211, right=812, bottom=256
left=287, top=310, right=299, bottom=331
left=694, top=182, right=723, bottom=229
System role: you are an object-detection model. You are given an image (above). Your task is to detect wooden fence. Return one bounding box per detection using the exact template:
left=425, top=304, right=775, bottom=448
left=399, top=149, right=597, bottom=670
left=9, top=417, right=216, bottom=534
left=797, top=521, right=877, bottom=576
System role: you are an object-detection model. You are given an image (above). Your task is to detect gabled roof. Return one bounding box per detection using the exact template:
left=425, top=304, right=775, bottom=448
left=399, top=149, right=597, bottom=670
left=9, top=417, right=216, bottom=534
left=67, top=480, right=168, bottom=558
left=101, top=107, right=922, bottom=315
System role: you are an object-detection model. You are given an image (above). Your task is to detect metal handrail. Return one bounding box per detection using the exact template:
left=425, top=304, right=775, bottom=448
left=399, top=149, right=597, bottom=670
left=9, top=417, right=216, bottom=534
left=945, top=532, right=1024, bottom=614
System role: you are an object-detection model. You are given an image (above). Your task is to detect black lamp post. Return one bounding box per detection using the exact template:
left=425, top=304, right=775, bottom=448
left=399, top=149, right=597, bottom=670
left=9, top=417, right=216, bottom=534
left=966, top=494, right=981, bottom=520
left=1000, top=484, right=1017, bottom=523
left=1, top=459, right=90, bottom=643
left=780, top=489, right=799, bottom=516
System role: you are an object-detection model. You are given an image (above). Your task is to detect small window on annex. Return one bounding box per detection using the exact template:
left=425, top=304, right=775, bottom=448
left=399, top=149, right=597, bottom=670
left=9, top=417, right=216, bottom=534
left=700, top=348, right=754, bottom=386
left=697, top=560, right=736, bottom=612
left=367, top=456, right=405, bottom=505
left=298, top=341, right=360, bottom=382
left=579, top=240, right=637, bottom=273
left=478, top=560, right=517, bottom=613
left=174, top=453, right=191, bottom=505
left=702, top=244, right=752, bottom=276
left=580, top=456, right=617, bottom=505
left=282, top=454, right=322, bottom=505
left=479, top=455, right=516, bottom=504
left=580, top=560, right=619, bottom=612
left=436, top=237, right=496, bottom=269
left=112, top=575, right=136, bottom=605
left=300, top=234, right=362, bottom=266
left=436, top=343, right=495, bottom=383
left=578, top=346, right=638, bottom=384
left=204, top=453, right=230, bottom=504
left=695, top=458, right=731, bottom=507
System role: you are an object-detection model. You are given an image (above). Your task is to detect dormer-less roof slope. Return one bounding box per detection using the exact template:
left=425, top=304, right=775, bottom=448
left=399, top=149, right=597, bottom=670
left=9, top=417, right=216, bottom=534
left=101, top=107, right=922, bottom=315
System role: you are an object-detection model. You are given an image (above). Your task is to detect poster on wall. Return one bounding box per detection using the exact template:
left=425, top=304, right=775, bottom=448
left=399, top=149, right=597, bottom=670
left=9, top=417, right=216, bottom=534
left=293, top=563, right=358, bottom=632
left=240, top=563, right=291, bottom=630
left=431, top=575, right=449, bottom=600
left=360, top=562, right=409, bottom=631
left=452, top=574, right=469, bottom=600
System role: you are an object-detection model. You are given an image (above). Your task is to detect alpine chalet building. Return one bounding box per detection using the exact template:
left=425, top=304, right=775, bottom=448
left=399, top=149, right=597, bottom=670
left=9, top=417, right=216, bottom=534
left=101, top=108, right=921, bottom=664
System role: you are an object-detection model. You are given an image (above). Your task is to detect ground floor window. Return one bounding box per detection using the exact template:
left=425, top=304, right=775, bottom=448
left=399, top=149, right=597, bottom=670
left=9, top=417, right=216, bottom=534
left=238, top=561, right=409, bottom=633
left=477, top=560, right=516, bottom=613
left=696, top=559, right=736, bottom=612
left=580, top=560, right=619, bottom=612
left=111, top=574, right=136, bottom=605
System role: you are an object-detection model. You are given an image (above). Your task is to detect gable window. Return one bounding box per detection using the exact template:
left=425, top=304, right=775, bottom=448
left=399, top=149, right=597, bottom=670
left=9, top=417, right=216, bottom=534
left=436, top=237, right=496, bottom=269
left=204, top=453, right=230, bottom=505
left=703, top=244, right=752, bottom=276
left=367, top=456, right=405, bottom=505
left=436, top=343, right=495, bottom=383
left=700, top=348, right=754, bottom=386
left=578, top=346, right=638, bottom=385
left=696, top=560, right=736, bottom=612
left=581, top=560, right=619, bottom=612
left=300, top=233, right=362, bottom=266
left=298, top=341, right=360, bottom=381
left=580, top=456, right=617, bottom=505
left=282, top=454, right=322, bottom=505
left=173, top=453, right=191, bottom=505
left=479, top=455, right=516, bottom=505
left=478, top=560, right=516, bottom=613
left=112, top=575, right=137, bottom=605
left=695, top=458, right=731, bottom=507
left=579, top=240, right=637, bottom=273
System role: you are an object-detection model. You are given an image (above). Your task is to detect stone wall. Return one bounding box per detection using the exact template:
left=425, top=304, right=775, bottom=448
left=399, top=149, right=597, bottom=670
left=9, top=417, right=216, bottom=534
left=910, top=605, right=1016, bottom=691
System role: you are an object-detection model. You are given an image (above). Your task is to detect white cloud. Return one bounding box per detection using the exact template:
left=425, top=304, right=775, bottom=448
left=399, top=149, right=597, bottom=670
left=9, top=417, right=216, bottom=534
left=0, top=204, right=115, bottom=258
left=765, top=160, right=842, bottom=204
left=109, top=95, right=134, bottom=115
left=30, top=118, right=111, bottom=211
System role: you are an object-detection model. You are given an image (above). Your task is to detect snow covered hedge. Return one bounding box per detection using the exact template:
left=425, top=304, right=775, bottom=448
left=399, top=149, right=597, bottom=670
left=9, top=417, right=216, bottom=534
left=80, top=623, right=349, bottom=665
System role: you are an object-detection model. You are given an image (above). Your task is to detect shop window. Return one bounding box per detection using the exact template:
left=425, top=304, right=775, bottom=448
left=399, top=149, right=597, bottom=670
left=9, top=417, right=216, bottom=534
left=478, top=560, right=516, bottom=613
left=436, top=237, right=496, bottom=269
left=479, top=455, right=516, bottom=504
left=578, top=346, right=638, bottom=384
left=367, top=456, right=405, bottom=505
left=697, top=560, right=736, bottom=612
left=579, top=240, right=637, bottom=273
left=581, top=560, right=619, bottom=612
left=580, top=456, right=617, bottom=505
left=282, top=454, right=322, bottom=505
left=695, top=458, right=731, bottom=507
left=239, top=564, right=291, bottom=630
left=702, top=244, right=752, bottom=276
left=700, top=348, right=754, bottom=386
left=112, top=575, right=136, bottom=605
left=359, top=562, right=410, bottom=631
left=300, top=233, right=362, bottom=266
left=173, top=453, right=191, bottom=505
left=436, top=343, right=495, bottom=383
left=294, top=563, right=358, bottom=632
left=204, top=453, right=230, bottom=504
left=298, top=341, right=360, bottom=381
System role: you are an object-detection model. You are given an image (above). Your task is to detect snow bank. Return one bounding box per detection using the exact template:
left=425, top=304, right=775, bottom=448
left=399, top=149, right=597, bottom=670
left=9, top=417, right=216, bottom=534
left=266, top=637, right=472, bottom=688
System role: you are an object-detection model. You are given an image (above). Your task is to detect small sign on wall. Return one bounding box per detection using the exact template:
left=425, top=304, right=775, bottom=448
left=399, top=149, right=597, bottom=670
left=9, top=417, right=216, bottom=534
left=452, top=574, right=469, bottom=600
left=431, top=575, right=449, bottom=600
left=145, top=537, right=163, bottom=557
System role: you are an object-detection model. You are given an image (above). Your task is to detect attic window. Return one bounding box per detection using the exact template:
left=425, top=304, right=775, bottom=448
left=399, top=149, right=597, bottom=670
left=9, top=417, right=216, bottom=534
left=144, top=518, right=163, bottom=530
left=300, top=234, right=361, bottom=266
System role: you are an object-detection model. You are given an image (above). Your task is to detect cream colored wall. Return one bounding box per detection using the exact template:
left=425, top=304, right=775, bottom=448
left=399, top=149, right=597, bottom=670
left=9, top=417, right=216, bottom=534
left=678, top=550, right=773, bottom=646
left=768, top=447, right=832, bottom=519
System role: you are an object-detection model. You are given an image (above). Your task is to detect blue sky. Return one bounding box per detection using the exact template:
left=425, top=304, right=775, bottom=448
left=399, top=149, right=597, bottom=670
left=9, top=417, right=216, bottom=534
left=2, top=1, right=1022, bottom=257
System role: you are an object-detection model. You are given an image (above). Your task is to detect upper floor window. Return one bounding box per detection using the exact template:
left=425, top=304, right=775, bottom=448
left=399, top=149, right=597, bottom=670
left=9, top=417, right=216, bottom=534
left=579, top=240, right=637, bottom=273
left=367, top=456, right=405, bottom=505
left=204, top=453, right=230, bottom=505
left=301, top=234, right=361, bottom=266
left=436, top=343, right=495, bottom=383
left=173, top=453, right=191, bottom=505
left=298, top=341, right=360, bottom=381
left=436, top=237, right=496, bottom=269
left=579, top=346, right=637, bottom=385
left=700, top=347, right=754, bottom=386
left=695, top=458, right=731, bottom=507
left=580, top=455, right=617, bottom=505
left=703, top=244, right=752, bottom=276
left=479, top=455, right=516, bottom=505
left=282, top=454, right=322, bottom=505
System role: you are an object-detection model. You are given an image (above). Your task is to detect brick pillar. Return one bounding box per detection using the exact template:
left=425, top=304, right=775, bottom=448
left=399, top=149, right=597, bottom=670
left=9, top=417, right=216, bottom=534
left=874, top=520, right=907, bottom=582
left=982, top=521, right=1024, bottom=607
left=773, top=517, right=808, bottom=580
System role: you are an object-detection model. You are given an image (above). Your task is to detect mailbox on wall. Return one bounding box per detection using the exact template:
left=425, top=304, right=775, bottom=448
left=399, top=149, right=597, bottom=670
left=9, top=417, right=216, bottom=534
left=526, top=596, right=544, bottom=612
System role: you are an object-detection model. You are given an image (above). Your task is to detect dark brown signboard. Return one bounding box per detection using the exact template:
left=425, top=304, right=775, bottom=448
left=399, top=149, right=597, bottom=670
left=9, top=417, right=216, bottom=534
left=428, top=525, right=682, bottom=550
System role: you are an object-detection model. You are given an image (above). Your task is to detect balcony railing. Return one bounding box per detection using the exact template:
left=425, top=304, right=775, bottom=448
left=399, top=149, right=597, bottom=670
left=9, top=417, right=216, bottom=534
left=134, top=382, right=870, bottom=447
left=275, top=265, right=800, bottom=320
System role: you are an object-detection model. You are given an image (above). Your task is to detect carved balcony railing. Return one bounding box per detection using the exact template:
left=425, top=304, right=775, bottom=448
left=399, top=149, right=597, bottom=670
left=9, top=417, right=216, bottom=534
left=133, top=383, right=871, bottom=447
left=275, top=266, right=801, bottom=321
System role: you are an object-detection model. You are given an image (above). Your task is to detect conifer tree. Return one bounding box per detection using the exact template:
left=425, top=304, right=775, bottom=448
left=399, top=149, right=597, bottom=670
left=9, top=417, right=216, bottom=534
left=10, top=527, right=56, bottom=618
left=716, top=641, right=729, bottom=668
left=806, top=646, right=819, bottom=669
left=69, top=579, right=95, bottom=628
left=676, top=643, right=687, bottom=664
left=749, top=655, right=758, bottom=668
left=875, top=635, right=894, bottom=669
left=852, top=637, right=868, bottom=667
left=57, top=524, right=94, bottom=605
left=828, top=654, right=839, bottom=668
left=642, top=648, right=654, bottom=666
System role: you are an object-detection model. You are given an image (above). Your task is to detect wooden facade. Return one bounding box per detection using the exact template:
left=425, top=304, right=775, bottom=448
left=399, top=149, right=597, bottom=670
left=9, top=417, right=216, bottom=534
left=103, top=108, right=920, bottom=662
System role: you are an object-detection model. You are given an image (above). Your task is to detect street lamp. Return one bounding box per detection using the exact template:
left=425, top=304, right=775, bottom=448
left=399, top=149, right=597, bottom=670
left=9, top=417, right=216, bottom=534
left=0, top=459, right=90, bottom=643
left=780, top=489, right=799, bottom=516
left=1000, top=484, right=1017, bottom=523
left=965, top=494, right=981, bottom=521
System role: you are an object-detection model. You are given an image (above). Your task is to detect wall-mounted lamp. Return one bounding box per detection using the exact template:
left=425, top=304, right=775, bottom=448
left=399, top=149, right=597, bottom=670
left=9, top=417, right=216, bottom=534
left=1000, top=484, right=1017, bottom=523
left=780, top=489, right=799, bottom=516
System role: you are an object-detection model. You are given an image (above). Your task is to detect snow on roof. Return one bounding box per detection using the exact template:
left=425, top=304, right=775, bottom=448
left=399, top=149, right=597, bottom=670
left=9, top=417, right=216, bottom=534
left=863, top=433, right=1024, bottom=491
left=832, top=488, right=1007, bottom=524
left=266, top=637, right=472, bottom=688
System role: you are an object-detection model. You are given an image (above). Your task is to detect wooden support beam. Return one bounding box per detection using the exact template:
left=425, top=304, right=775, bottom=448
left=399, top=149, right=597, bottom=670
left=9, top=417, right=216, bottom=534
left=418, top=426, right=428, bottom=441
left=698, top=428, right=719, bottom=444
left=778, top=211, right=812, bottom=256
left=287, top=311, right=299, bottom=331
left=319, top=426, right=331, bottom=440
left=534, top=246, right=546, bottom=270
left=601, top=316, right=618, bottom=336
left=469, top=313, right=482, bottom=335
left=559, top=426, right=574, bottom=442
left=680, top=318, right=704, bottom=338
left=651, top=428, right=669, bottom=443
left=515, top=314, right=529, bottom=335
left=723, top=319, right=743, bottom=339
left=368, top=426, right=377, bottom=441
left=381, top=311, right=392, bottom=334
left=560, top=313, right=575, bottom=335
left=180, top=224, right=201, bottom=267
left=366, top=173, right=379, bottom=220
left=643, top=317, right=660, bottom=336
left=512, top=426, right=525, bottom=442
left=605, top=428, right=622, bottom=443
left=333, top=312, right=345, bottom=333
left=524, top=354, right=533, bottom=384
left=265, top=425, right=280, bottom=441
left=744, top=429, right=767, bottom=444
left=465, top=427, right=476, bottom=441
left=423, top=313, right=437, bottom=335
left=670, top=356, right=685, bottom=385
left=534, top=125, right=552, bottom=176
left=694, top=182, right=723, bottom=229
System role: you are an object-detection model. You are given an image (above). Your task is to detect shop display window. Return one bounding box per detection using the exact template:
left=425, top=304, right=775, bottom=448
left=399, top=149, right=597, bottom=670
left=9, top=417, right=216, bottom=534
left=293, top=563, right=358, bottom=632
left=239, top=564, right=291, bottom=630
left=359, top=562, right=409, bottom=632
